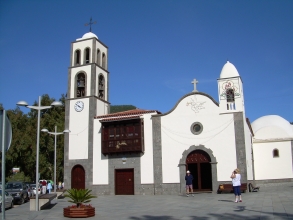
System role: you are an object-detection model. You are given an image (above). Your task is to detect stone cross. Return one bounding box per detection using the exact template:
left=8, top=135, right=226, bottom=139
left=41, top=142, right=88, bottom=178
left=191, top=79, right=199, bottom=92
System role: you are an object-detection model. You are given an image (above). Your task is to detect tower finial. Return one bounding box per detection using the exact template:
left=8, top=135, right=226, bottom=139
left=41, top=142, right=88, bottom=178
left=85, top=17, right=97, bottom=32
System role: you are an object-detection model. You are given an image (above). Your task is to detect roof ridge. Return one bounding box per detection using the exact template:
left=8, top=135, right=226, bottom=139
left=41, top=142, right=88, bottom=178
left=95, top=109, right=160, bottom=119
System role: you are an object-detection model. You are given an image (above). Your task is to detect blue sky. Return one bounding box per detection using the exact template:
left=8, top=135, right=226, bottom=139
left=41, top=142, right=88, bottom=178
left=0, top=0, right=292, bottom=123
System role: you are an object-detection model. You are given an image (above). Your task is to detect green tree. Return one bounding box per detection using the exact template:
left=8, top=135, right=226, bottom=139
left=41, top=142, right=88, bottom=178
left=110, top=105, right=136, bottom=113
left=5, top=107, right=35, bottom=182
left=4, top=94, right=66, bottom=183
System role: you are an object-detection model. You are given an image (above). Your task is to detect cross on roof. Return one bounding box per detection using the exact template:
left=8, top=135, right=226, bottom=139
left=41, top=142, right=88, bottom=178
left=85, top=17, right=97, bottom=32
left=191, top=79, right=199, bottom=92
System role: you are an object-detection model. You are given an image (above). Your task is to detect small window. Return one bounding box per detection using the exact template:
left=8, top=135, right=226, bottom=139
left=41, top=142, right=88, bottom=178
left=97, top=49, right=101, bottom=65
left=190, top=122, right=203, bottom=135
left=74, top=50, right=81, bottom=65
left=273, top=149, right=279, bottom=158
left=102, top=53, right=106, bottom=69
left=84, top=48, right=90, bottom=64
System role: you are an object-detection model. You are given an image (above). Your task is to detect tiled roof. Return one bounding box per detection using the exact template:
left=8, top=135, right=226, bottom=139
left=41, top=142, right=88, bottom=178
left=95, top=109, right=161, bottom=122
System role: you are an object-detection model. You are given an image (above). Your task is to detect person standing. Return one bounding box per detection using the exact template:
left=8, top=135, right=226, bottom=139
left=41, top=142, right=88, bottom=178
left=185, top=170, right=194, bottom=197
left=41, top=180, right=47, bottom=194
left=47, top=181, right=52, bottom=194
left=230, top=168, right=242, bottom=203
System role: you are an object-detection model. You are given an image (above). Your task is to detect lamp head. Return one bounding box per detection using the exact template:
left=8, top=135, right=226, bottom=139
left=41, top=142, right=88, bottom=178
left=41, top=128, right=49, bottom=133
left=63, top=130, right=71, bottom=133
left=51, top=101, right=63, bottom=107
left=16, top=101, right=28, bottom=107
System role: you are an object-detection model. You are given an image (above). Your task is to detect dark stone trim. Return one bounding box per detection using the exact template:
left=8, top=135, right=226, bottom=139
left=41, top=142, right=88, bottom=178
left=68, top=64, right=109, bottom=74
left=190, top=122, right=203, bottom=135
left=152, top=92, right=219, bottom=117
left=253, top=178, right=293, bottom=187
left=233, top=112, right=247, bottom=184
left=179, top=145, right=218, bottom=193
left=152, top=117, right=163, bottom=194
left=91, top=64, right=96, bottom=96
left=108, top=153, right=141, bottom=195
left=291, top=140, right=293, bottom=172
left=64, top=160, right=93, bottom=190
left=64, top=98, right=71, bottom=188
left=92, top=40, right=96, bottom=65
left=70, top=42, right=74, bottom=67
left=66, top=96, right=110, bottom=104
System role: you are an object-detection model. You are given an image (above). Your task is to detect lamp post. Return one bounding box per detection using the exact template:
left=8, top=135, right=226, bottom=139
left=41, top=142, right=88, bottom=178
left=17, top=96, right=62, bottom=211
left=41, top=126, right=70, bottom=193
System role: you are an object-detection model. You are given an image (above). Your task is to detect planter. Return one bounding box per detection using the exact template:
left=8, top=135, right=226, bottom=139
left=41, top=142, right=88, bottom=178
left=63, top=206, right=95, bottom=218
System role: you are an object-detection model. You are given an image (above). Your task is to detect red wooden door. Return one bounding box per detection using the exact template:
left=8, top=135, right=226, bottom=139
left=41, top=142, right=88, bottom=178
left=115, top=169, right=134, bottom=195
left=186, top=150, right=212, bottom=191
left=71, top=165, right=85, bottom=189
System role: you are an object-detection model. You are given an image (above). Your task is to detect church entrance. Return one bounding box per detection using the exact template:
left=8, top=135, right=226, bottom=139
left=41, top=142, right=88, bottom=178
left=71, top=165, right=85, bottom=189
left=186, top=150, right=212, bottom=191
left=115, top=169, right=134, bottom=195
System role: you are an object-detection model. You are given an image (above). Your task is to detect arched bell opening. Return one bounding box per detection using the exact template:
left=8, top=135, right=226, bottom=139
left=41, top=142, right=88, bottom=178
left=76, top=72, right=86, bottom=97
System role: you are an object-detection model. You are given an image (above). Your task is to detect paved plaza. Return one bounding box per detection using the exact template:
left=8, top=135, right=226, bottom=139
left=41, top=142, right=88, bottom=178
left=1, top=183, right=293, bottom=220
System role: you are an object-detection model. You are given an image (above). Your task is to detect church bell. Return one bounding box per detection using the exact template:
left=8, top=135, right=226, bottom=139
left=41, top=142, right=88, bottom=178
left=77, top=77, right=85, bottom=87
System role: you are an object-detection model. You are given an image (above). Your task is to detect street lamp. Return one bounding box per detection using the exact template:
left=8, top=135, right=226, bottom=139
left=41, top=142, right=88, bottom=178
left=17, top=96, right=62, bottom=211
left=41, top=126, right=70, bottom=193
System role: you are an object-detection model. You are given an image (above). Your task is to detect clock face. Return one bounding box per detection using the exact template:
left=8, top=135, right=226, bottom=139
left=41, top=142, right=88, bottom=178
left=74, top=101, right=84, bottom=112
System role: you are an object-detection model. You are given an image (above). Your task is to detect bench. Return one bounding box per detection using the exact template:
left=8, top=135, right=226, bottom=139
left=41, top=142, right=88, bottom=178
left=217, top=183, right=247, bottom=194
left=56, top=189, right=66, bottom=198
left=30, top=193, right=57, bottom=211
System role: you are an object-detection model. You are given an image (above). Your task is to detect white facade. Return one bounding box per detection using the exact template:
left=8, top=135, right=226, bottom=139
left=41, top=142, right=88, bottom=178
left=251, top=115, right=293, bottom=181
left=160, top=94, right=238, bottom=183
left=64, top=32, right=293, bottom=196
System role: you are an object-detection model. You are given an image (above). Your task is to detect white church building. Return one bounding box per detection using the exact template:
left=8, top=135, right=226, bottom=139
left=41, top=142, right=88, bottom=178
left=64, top=31, right=293, bottom=195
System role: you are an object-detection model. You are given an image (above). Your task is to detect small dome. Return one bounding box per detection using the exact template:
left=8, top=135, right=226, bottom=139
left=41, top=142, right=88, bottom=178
left=251, top=115, right=293, bottom=137
left=76, top=32, right=98, bottom=41
left=220, top=61, right=240, bottom=78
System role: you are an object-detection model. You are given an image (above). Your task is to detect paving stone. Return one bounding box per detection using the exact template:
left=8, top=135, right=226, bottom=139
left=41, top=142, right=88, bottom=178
left=1, top=184, right=293, bottom=220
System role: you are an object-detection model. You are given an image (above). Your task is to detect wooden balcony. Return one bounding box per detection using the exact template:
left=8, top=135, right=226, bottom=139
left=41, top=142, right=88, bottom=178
left=102, top=139, right=144, bottom=155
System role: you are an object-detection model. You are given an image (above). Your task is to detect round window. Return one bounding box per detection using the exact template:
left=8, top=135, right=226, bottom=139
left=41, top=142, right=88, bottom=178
left=190, top=122, right=203, bottom=135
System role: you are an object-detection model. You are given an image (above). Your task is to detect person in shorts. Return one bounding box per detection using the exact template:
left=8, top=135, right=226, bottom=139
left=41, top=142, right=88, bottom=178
left=230, top=168, right=242, bottom=203
left=185, top=170, right=194, bottom=197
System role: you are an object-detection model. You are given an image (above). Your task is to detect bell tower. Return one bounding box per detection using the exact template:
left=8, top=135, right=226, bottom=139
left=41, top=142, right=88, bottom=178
left=64, top=29, right=110, bottom=188
left=217, top=61, right=245, bottom=114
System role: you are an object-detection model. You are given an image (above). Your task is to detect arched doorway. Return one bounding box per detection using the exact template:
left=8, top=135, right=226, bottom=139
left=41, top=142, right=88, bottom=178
left=71, top=165, right=85, bottom=189
left=186, top=150, right=212, bottom=191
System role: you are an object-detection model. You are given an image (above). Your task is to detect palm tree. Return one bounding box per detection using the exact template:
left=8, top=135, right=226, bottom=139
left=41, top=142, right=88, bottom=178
left=64, top=189, right=97, bottom=208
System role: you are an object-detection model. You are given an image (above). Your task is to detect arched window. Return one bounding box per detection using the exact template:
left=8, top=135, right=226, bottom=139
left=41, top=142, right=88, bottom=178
left=226, top=89, right=235, bottom=102
left=98, top=74, right=105, bottom=99
left=97, top=49, right=101, bottom=66
left=74, top=50, right=81, bottom=65
left=84, top=48, right=90, bottom=64
left=273, top=149, right=279, bottom=158
left=226, top=88, right=235, bottom=110
left=76, top=73, right=86, bottom=97
left=102, top=53, right=106, bottom=69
